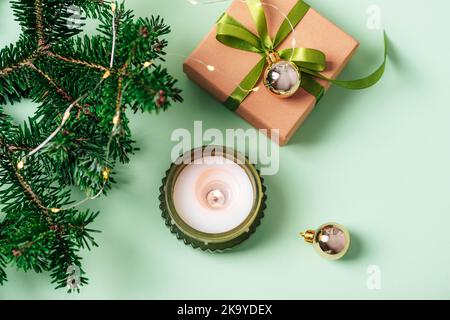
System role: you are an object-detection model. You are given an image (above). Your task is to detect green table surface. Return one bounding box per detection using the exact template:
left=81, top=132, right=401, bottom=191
left=1, top=0, right=450, bottom=299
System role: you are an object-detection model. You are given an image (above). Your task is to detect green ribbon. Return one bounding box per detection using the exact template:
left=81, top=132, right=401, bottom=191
left=216, top=0, right=388, bottom=111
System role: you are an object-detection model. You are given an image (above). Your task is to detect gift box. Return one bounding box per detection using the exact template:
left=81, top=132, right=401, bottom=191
left=183, top=0, right=360, bottom=146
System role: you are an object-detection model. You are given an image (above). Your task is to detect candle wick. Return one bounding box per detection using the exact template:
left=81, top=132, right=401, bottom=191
left=206, top=189, right=226, bottom=209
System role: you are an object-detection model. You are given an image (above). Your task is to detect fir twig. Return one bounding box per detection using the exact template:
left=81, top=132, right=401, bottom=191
left=35, top=0, right=46, bottom=46
left=47, top=52, right=108, bottom=72
left=27, top=62, right=98, bottom=119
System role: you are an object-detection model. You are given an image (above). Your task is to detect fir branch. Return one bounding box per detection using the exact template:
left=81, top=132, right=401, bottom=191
left=0, top=45, right=46, bottom=77
left=0, top=58, right=31, bottom=77
left=5, top=145, right=33, bottom=152
left=1, top=141, right=74, bottom=269
left=28, top=62, right=98, bottom=119
left=115, top=76, right=124, bottom=113
left=1, top=0, right=182, bottom=291
left=7, top=149, right=50, bottom=217
left=0, top=138, right=33, bottom=152
left=28, top=63, right=71, bottom=102
left=1, top=134, right=90, bottom=289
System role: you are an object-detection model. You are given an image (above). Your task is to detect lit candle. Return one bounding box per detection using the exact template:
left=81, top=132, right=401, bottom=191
left=160, top=146, right=266, bottom=251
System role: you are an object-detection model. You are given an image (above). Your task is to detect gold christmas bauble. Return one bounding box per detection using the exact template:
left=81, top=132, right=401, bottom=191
left=263, top=60, right=301, bottom=98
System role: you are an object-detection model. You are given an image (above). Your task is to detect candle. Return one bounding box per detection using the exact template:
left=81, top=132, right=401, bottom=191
left=160, top=146, right=266, bottom=251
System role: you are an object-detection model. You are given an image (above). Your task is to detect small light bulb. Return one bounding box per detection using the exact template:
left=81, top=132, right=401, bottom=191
left=206, top=65, right=215, bottom=72
left=51, top=208, right=61, bottom=213
left=291, top=38, right=297, bottom=47
left=112, top=114, right=120, bottom=125
left=143, top=61, right=153, bottom=68
left=62, top=110, right=71, bottom=122
left=111, top=3, right=116, bottom=13
left=102, top=70, right=111, bottom=79
left=17, top=160, right=25, bottom=170
left=102, top=168, right=110, bottom=180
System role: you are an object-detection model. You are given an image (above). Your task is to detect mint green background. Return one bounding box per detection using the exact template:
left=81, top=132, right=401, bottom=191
left=1, top=0, right=450, bottom=299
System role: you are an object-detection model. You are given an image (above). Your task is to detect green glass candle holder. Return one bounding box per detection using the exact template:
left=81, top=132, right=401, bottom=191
left=159, top=146, right=267, bottom=252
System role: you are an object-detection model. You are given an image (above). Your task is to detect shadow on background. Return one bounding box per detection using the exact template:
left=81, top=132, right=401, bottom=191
left=289, top=33, right=407, bottom=147
left=231, top=173, right=289, bottom=253
left=342, top=230, right=364, bottom=262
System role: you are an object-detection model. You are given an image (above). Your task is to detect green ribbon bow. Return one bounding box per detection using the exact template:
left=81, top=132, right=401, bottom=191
left=216, top=0, right=388, bottom=111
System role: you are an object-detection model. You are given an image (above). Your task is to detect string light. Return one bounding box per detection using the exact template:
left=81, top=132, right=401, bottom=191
left=178, top=0, right=298, bottom=92
left=167, top=1, right=297, bottom=96
left=15, top=0, right=297, bottom=212
left=17, top=1, right=119, bottom=172
left=62, top=109, right=71, bottom=122
left=143, top=61, right=153, bottom=68
left=44, top=1, right=120, bottom=212
left=14, top=1, right=120, bottom=213
left=16, top=74, right=107, bottom=170
left=102, top=70, right=111, bottom=79
left=167, top=53, right=262, bottom=95
left=110, top=1, right=117, bottom=69
left=291, top=38, right=296, bottom=47
left=57, top=70, right=137, bottom=212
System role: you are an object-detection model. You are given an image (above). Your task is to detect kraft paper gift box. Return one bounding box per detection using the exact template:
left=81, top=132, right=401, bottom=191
left=183, top=0, right=359, bottom=146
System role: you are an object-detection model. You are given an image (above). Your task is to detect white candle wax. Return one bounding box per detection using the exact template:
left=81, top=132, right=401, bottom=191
left=172, top=155, right=255, bottom=234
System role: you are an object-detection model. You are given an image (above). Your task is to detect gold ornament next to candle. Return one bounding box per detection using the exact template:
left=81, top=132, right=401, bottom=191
left=300, top=222, right=351, bottom=260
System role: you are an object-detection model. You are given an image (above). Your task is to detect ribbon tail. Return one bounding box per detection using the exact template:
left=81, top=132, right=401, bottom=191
left=300, top=74, right=325, bottom=103
left=224, top=57, right=266, bottom=112
left=304, top=32, right=388, bottom=90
